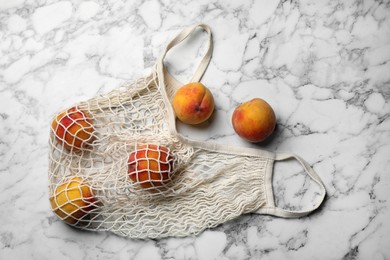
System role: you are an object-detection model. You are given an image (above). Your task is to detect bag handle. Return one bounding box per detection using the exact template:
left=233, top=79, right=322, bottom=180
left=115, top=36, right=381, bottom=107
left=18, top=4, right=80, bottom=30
left=157, top=23, right=213, bottom=83
left=257, top=153, right=326, bottom=218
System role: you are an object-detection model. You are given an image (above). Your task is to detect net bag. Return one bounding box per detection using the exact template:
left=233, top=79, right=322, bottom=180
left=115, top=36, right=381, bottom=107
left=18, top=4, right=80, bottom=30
left=48, top=24, right=326, bottom=239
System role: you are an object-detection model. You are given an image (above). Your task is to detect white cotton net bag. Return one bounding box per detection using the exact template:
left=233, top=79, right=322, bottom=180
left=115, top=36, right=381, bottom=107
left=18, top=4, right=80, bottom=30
left=48, top=24, right=326, bottom=239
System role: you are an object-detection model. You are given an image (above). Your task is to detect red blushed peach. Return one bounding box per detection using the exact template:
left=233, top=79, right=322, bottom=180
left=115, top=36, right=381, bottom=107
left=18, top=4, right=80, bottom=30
left=128, top=144, right=174, bottom=189
left=232, top=98, right=276, bottom=142
left=172, top=82, right=215, bottom=125
left=51, top=107, right=94, bottom=151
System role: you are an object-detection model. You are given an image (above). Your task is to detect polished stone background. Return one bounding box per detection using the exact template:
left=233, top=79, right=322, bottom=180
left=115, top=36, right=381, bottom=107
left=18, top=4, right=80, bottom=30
left=1, top=0, right=389, bottom=259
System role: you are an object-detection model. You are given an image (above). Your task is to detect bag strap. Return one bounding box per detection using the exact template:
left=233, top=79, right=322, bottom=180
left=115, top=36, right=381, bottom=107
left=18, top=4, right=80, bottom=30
left=256, top=153, right=326, bottom=218
left=157, top=23, right=213, bottom=83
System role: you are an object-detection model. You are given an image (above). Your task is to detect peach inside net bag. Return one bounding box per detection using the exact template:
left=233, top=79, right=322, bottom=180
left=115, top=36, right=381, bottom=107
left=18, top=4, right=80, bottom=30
left=48, top=24, right=326, bottom=239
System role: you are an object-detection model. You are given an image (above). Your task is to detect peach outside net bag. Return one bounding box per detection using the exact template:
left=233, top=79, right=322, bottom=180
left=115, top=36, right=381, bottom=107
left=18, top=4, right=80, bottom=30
left=48, top=24, right=326, bottom=239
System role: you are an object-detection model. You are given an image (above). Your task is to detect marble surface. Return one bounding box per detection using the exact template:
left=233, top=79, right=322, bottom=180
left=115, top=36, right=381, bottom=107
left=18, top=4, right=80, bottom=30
left=1, top=0, right=390, bottom=259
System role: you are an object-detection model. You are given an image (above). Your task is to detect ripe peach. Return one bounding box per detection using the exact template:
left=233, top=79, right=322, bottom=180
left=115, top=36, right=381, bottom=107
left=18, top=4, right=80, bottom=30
left=51, top=107, right=94, bottom=151
left=50, top=177, right=97, bottom=224
left=128, top=144, right=174, bottom=189
left=172, top=82, right=215, bottom=125
left=232, top=98, right=276, bottom=142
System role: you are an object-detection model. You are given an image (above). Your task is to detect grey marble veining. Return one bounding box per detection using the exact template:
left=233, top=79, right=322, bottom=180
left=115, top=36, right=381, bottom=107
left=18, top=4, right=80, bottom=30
left=1, top=0, right=389, bottom=259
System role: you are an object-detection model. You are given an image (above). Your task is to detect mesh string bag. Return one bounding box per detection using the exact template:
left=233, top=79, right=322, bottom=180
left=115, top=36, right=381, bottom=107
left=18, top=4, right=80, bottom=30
left=48, top=24, right=326, bottom=239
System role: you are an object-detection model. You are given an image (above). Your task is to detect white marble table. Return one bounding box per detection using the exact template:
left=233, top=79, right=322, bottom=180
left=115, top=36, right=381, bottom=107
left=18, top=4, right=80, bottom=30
left=1, top=0, right=389, bottom=259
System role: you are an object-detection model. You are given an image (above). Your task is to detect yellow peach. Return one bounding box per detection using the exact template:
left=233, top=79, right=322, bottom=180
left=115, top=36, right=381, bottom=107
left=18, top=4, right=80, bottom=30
left=50, top=177, right=97, bottom=224
left=51, top=107, right=94, bottom=151
left=172, top=82, right=214, bottom=125
left=232, top=98, right=276, bottom=142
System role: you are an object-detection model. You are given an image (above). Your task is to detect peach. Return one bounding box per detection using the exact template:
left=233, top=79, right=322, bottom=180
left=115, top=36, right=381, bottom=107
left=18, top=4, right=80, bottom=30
left=50, top=177, right=97, bottom=224
left=172, top=82, right=215, bottom=125
left=51, top=106, right=94, bottom=151
left=128, top=144, right=174, bottom=189
left=232, top=98, right=276, bottom=142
